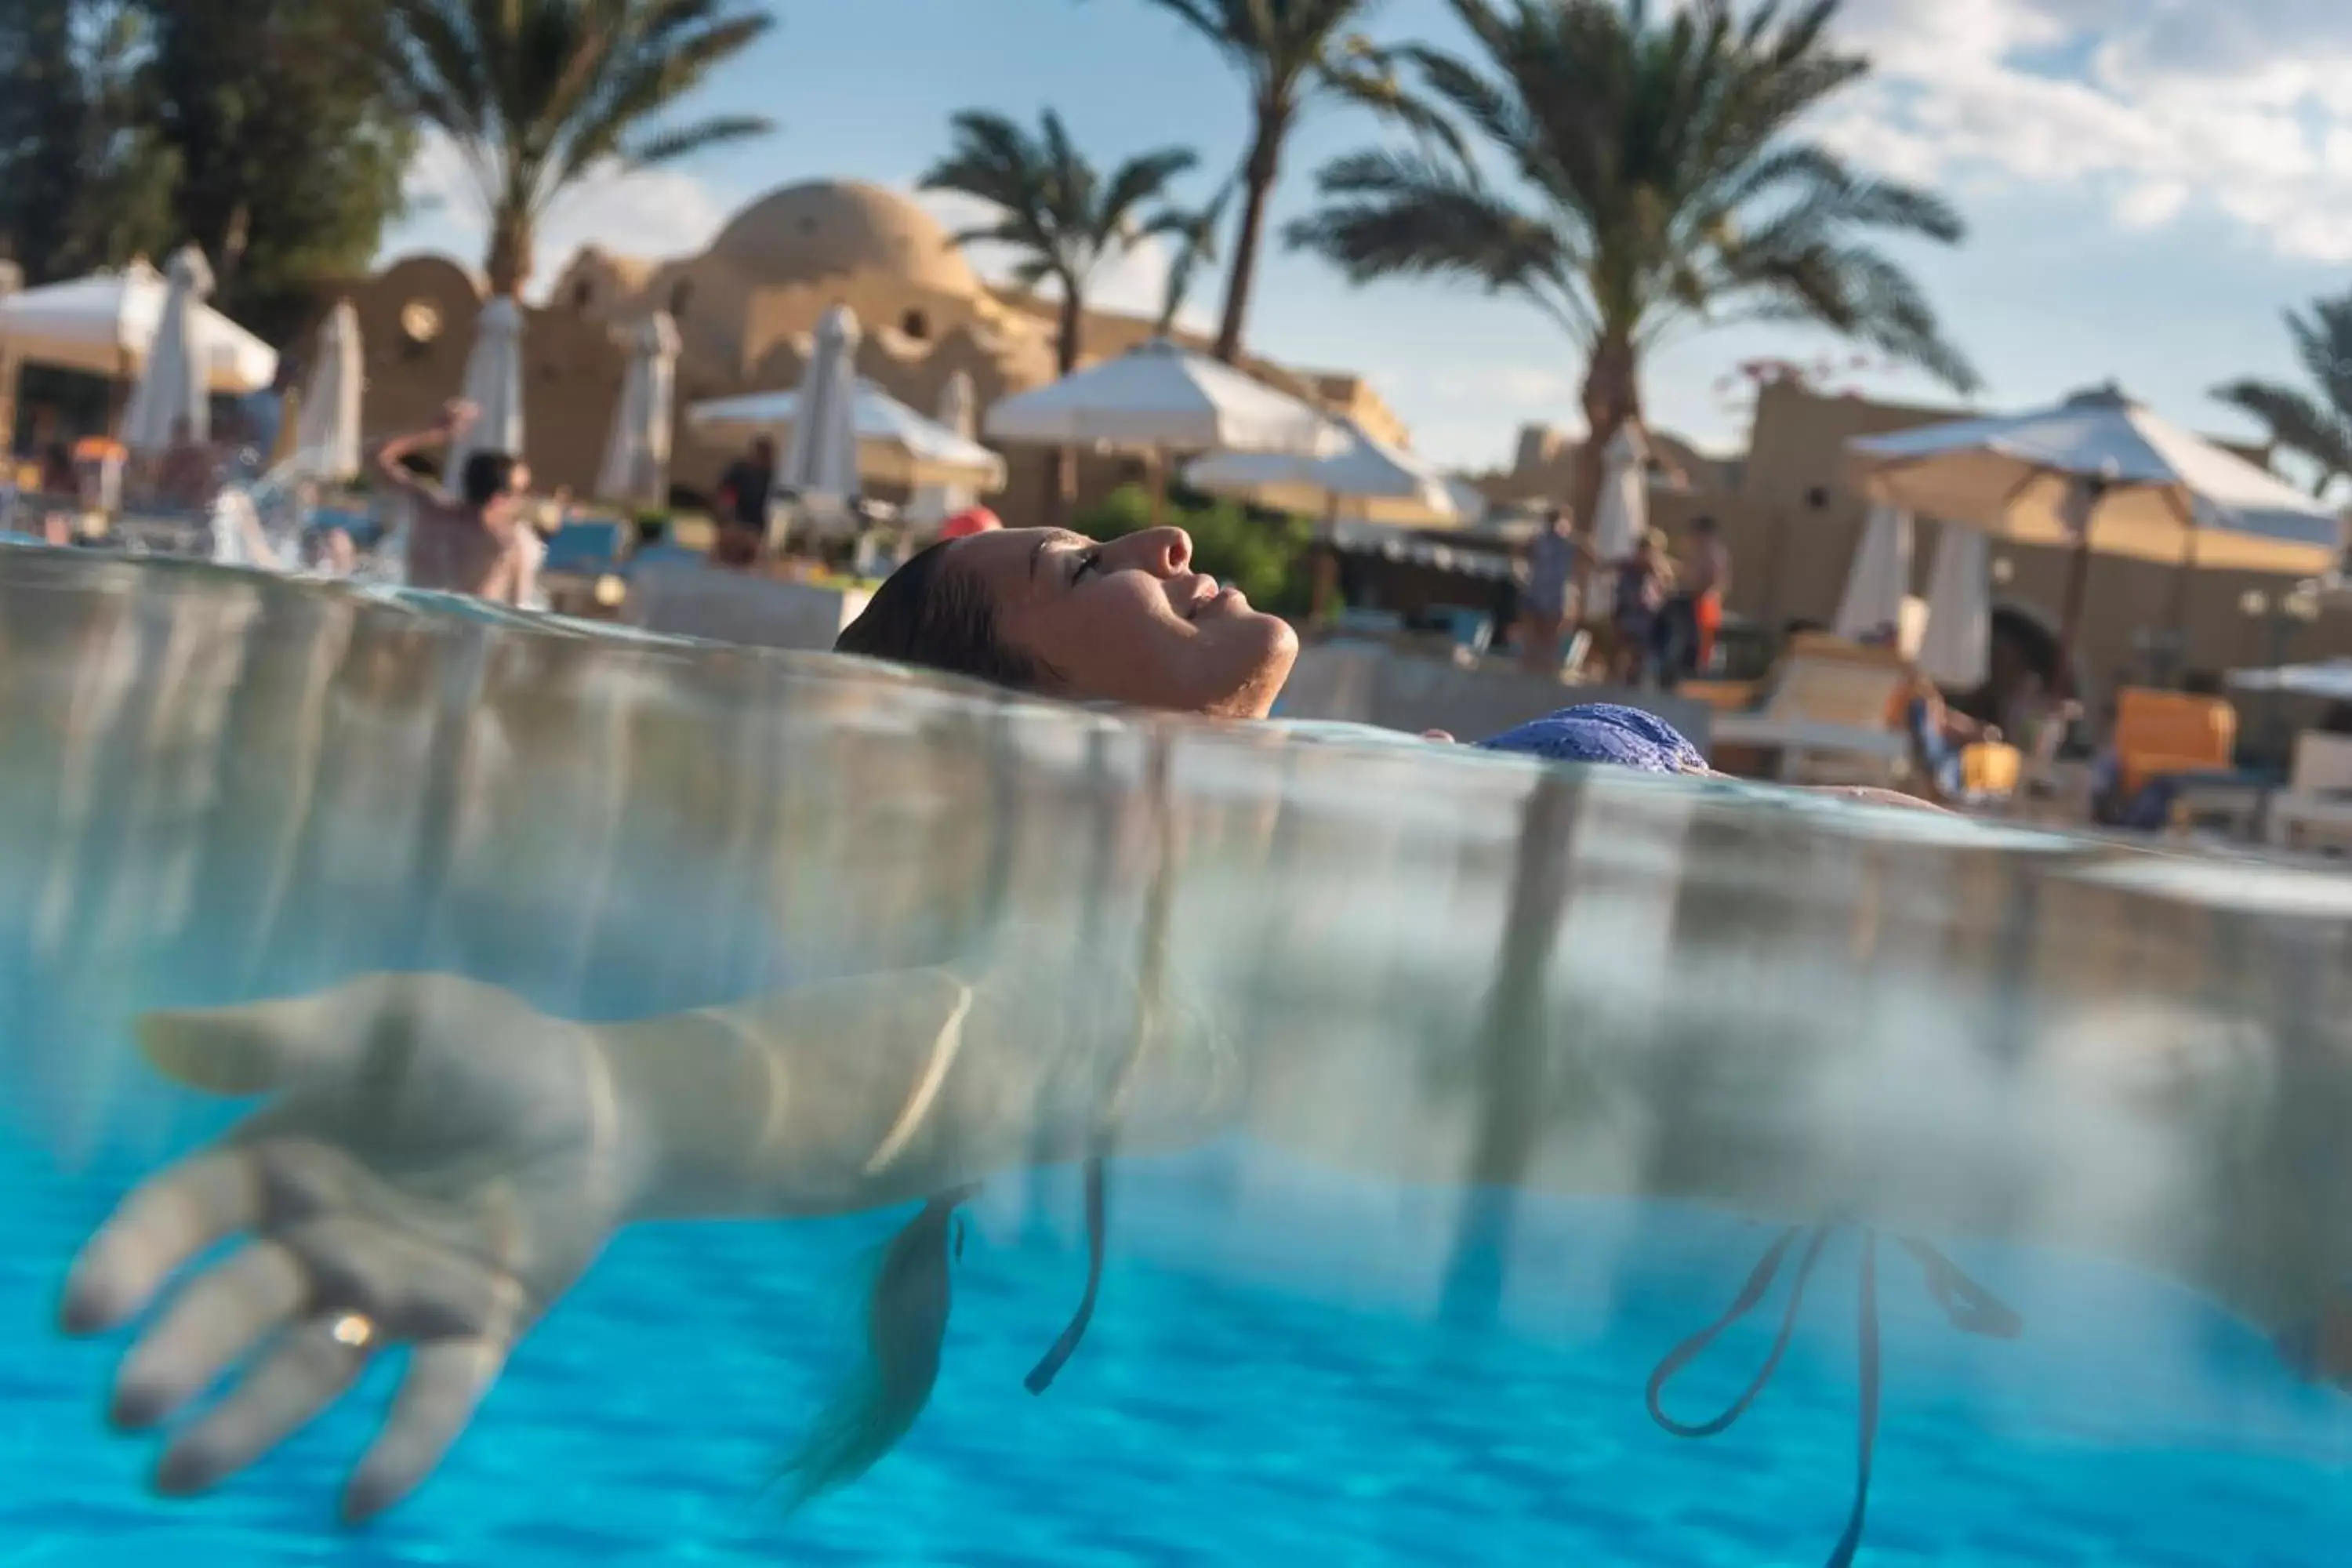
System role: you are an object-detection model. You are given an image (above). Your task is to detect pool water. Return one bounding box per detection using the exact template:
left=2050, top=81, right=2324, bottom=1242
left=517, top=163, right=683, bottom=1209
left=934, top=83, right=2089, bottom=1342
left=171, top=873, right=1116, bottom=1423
left=5, top=549, right=2352, bottom=1566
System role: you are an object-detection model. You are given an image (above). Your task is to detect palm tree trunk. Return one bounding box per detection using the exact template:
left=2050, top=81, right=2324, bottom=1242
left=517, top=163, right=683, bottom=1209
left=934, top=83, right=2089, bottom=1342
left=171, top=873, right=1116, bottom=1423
left=1212, top=110, right=1286, bottom=365
left=1047, top=289, right=1084, bottom=529
left=485, top=208, right=535, bottom=299
left=1570, top=332, right=1642, bottom=626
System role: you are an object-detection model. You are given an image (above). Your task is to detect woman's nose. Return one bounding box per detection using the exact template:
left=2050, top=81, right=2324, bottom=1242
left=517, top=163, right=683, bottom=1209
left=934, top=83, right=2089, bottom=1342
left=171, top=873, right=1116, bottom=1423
left=1110, top=527, right=1192, bottom=577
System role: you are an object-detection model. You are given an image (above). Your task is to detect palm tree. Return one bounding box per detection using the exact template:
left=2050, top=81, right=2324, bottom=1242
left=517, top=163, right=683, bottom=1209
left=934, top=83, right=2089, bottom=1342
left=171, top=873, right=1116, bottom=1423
left=378, top=0, right=774, bottom=298
left=920, top=109, right=1199, bottom=521
left=2214, top=292, right=2352, bottom=499
left=1288, top=0, right=1979, bottom=536
left=1139, top=0, right=1450, bottom=364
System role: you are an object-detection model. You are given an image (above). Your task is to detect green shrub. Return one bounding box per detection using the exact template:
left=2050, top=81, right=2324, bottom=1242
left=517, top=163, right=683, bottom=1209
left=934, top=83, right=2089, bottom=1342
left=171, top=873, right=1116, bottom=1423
left=1072, top=483, right=1317, bottom=617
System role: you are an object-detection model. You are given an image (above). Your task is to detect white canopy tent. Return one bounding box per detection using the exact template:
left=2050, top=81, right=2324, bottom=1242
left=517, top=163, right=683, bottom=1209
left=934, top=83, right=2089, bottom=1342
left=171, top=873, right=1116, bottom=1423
left=595, top=312, right=681, bottom=509
left=1849, top=386, right=2345, bottom=678
left=0, top=256, right=278, bottom=394
left=985, top=337, right=1338, bottom=530
left=122, top=247, right=216, bottom=455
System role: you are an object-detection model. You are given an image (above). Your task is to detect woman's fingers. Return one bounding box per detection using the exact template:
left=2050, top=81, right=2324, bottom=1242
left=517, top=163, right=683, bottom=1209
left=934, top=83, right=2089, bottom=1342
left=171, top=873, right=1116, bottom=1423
left=63, top=1152, right=263, bottom=1335
left=343, top=1338, right=507, bottom=1523
left=153, top=1317, right=368, bottom=1497
left=111, top=1240, right=306, bottom=1430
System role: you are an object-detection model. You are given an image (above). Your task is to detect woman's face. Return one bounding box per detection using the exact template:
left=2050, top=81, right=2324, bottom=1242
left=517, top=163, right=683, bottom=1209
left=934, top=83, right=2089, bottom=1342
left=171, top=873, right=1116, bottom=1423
left=946, top=526, right=1298, bottom=717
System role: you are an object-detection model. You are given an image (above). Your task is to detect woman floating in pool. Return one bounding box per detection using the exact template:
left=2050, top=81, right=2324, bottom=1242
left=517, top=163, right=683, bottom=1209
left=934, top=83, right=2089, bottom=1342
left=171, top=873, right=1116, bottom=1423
left=60, top=524, right=2323, bottom=1552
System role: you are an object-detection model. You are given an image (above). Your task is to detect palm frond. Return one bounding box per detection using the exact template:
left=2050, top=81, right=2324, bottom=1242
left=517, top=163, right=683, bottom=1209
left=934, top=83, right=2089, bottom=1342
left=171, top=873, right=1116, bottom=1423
left=2213, top=379, right=2352, bottom=484
left=1287, top=146, right=1586, bottom=332
left=626, top=113, right=771, bottom=168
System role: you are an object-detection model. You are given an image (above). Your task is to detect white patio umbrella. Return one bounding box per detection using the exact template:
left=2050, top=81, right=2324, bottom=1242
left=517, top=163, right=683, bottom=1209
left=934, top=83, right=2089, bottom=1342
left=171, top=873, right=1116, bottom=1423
left=1584, top=423, right=1649, bottom=618
left=1833, top=503, right=1915, bottom=642
left=122, top=247, right=215, bottom=453
left=0, top=256, right=278, bottom=392
left=984, top=337, right=1339, bottom=530
left=688, top=381, right=1008, bottom=492
left=906, top=371, right=982, bottom=527
left=292, top=300, right=364, bottom=483
left=1182, top=416, right=1462, bottom=528
left=595, top=311, right=681, bottom=508
left=772, top=303, right=862, bottom=513
left=1916, top=523, right=1992, bottom=691
left=1849, top=385, right=2345, bottom=676
left=444, top=296, right=526, bottom=483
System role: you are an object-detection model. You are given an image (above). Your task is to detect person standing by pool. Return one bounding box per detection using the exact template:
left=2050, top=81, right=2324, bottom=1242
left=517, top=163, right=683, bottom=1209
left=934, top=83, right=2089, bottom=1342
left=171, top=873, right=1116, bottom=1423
left=1515, top=506, right=1584, bottom=676
left=372, top=401, right=532, bottom=604
left=713, top=436, right=775, bottom=568
left=1656, top=515, right=1730, bottom=685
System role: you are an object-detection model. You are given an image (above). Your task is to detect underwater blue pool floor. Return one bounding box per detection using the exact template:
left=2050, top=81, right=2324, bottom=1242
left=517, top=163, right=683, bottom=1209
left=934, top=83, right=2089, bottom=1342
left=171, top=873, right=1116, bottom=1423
left=6, top=1132, right=2352, bottom=1566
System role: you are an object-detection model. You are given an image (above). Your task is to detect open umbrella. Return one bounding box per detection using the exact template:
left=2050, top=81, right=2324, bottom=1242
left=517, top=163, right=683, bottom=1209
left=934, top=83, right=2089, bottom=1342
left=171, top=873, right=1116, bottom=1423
left=985, top=338, right=1338, bottom=531
left=122, top=247, right=215, bottom=454
left=1834, top=504, right=1915, bottom=643
left=445, top=296, right=525, bottom=484
left=906, top=371, right=982, bottom=528
left=1183, top=416, right=1461, bottom=527
left=1849, top=385, right=2344, bottom=681
left=596, top=312, right=681, bottom=508
left=292, top=300, right=364, bottom=484
left=0, top=256, right=277, bottom=392
left=687, top=382, right=1008, bottom=493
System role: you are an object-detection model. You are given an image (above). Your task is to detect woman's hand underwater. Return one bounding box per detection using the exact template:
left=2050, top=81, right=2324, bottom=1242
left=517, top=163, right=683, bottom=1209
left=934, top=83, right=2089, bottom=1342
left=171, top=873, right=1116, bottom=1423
left=59, top=974, right=648, bottom=1521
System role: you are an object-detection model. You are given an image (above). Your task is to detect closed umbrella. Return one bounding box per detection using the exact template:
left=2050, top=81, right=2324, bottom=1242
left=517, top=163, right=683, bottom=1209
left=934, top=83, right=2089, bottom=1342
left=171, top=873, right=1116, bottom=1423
left=595, top=311, right=681, bottom=508
left=1834, top=504, right=1915, bottom=642
left=1849, top=385, right=2344, bottom=682
left=1585, top=423, right=1647, bottom=619
left=122, top=247, right=214, bottom=454
left=775, top=304, right=862, bottom=518
left=0, top=256, right=276, bottom=391
left=906, top=371, right=982, bottom=528
left=445, top=296, right=525, bottom=484
left=985, top=338, right=1338, bottom=531
left=292, top=300, right=364, bottom=484
left=1916, top=523, right=1991, bottom=691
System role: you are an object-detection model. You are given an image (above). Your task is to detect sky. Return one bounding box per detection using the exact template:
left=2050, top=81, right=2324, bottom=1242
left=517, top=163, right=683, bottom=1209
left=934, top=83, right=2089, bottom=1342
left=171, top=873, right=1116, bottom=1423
left=380, top=0, right=2352, bottom=474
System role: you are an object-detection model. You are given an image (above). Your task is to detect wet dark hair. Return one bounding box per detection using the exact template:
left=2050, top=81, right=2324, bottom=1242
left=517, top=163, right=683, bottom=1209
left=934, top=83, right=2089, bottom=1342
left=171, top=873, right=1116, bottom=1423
left=833, top=538, right=1051, bottom=690
left=459, top=450, right=518, bottom=509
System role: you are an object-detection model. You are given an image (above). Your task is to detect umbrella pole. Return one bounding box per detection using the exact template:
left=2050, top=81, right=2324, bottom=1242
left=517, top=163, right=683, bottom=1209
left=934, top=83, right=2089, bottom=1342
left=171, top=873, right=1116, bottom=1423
left=2165, top=526, right=2200, bottom=681
left=1312, top=495, right=1339, bottom=622
left=1147, top=447, right=1167, bottom=533
left=2055, top=535, right=2092, bottom=699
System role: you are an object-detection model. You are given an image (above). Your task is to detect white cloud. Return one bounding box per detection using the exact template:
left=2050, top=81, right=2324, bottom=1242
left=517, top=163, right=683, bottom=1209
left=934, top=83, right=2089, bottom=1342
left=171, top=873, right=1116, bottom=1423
left=1426, top=365, right=1578, bottom=408
left=379, top=132, right=732, bottom=298
left=914, top=190, right=1215, bottom=335
left=1825, top=0, right=2352, bottom=261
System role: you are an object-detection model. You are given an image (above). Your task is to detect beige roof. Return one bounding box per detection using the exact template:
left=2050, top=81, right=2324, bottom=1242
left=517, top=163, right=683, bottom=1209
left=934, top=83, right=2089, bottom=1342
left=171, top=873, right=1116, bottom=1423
left=709, top=180, right=982, bottom=298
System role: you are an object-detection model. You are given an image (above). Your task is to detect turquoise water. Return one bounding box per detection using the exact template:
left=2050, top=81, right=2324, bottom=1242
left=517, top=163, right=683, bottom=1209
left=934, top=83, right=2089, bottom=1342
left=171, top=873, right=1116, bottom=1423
left=6, top=548, right=2352, bottom=1565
